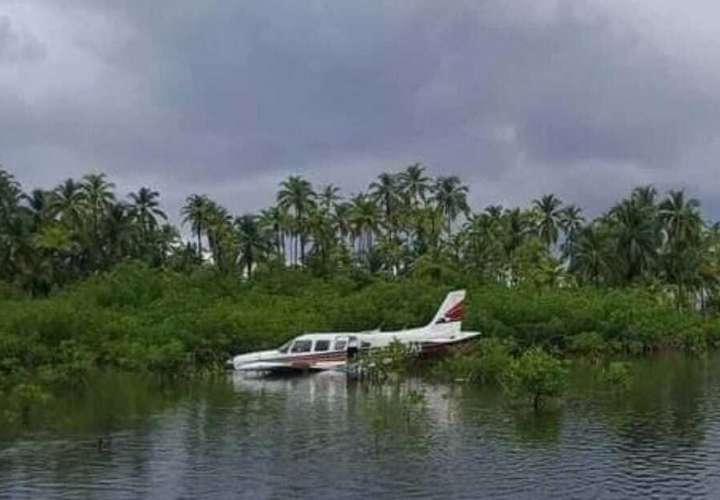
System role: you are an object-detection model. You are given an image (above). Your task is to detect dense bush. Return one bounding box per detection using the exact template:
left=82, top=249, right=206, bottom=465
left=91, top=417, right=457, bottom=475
left=0, top=262, right=718, bottom=386
left=433, top=338, right=515, bottom=384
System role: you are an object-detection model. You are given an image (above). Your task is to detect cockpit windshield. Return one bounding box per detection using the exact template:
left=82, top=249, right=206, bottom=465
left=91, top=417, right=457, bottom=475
left=277, top=341, right=291, bottom=354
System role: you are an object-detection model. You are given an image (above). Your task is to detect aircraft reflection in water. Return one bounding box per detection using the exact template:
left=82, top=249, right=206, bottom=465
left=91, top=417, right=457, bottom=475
left=230, top=290, right=480, bottom=373
left=230, top=371, right=463, bottom=430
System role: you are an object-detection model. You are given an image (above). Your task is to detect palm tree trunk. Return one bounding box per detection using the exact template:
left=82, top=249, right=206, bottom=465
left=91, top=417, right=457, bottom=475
left=293, top=234, right=298, bottom=266
left=300, top=234, right=305, bottom=264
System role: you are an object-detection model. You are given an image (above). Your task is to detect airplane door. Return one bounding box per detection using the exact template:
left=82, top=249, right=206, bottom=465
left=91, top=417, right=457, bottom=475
left=347, top=336, right=359, bottom=361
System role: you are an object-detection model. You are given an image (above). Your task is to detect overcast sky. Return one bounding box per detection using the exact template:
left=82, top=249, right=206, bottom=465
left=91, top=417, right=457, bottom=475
left=2, top=0, right=720, bottom=224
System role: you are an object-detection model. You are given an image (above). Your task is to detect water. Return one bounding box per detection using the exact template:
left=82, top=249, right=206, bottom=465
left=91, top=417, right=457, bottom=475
left=2, top=354, right=720, bottom=499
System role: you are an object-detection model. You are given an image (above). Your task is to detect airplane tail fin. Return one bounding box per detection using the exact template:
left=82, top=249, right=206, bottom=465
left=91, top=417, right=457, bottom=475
left=428, top=290, right=466, bottom=329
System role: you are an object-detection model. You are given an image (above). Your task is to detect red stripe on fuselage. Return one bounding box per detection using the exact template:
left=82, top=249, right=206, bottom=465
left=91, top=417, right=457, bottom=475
left=262, top=351, right=348, bottom=364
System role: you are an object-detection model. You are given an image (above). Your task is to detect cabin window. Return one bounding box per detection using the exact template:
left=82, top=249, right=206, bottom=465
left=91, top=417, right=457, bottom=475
left=361, top=341, right=372, bottom=349
left=290, top=340, right=313, bottom=353
left=334, top=340, right=347, bottom=351
left=315, top=340, right=330, bottom=352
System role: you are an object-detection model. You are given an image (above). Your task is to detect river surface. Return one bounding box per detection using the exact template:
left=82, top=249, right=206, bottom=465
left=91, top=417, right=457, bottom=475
left=2, top=353, right=720, bottom=499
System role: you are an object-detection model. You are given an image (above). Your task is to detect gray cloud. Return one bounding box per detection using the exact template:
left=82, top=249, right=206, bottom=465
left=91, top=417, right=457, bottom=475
left=1, top=0, right=720, bottom=224
left=0, top=15, right=45, bottom=62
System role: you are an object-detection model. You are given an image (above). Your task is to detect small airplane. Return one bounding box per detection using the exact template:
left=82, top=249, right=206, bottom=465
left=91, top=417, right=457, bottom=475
left=230, top=290, right=481, bottom=373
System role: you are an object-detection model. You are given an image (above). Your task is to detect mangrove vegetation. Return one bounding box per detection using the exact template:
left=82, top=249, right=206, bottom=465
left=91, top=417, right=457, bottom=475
left=2, top=164, right=720, bottom=408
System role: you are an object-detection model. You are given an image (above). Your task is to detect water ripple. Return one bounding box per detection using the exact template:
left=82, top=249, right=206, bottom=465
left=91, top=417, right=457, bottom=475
left=3, top=357, right=720, bottom=499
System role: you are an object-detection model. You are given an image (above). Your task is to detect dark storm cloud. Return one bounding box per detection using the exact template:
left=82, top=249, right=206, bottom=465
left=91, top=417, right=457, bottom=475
left=2, top=0, right=720, bottom=222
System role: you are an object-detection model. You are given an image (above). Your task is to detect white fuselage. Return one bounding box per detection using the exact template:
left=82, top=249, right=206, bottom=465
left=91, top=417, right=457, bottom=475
left=230, top=322, right=480, bottom=372
left=230, top=289, right=479, bottom=373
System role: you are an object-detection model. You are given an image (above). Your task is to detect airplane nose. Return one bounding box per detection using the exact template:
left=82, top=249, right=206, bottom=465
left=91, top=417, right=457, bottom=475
left=231, top=352, right=260, bottom=368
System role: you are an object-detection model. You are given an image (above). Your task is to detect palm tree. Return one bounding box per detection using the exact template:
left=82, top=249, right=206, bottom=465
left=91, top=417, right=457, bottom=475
left=399, top=163, right=431, bottom=208
left=153, top=224, right=181, bottom=266
left=369, top=172, right=401, bottom=224
left=432, top=176, right=469, bottom=236
left=81, top=173, right=116, bottom=265
left=461, top=209, right=506, bottom=281
left=102, top=202, right=136, bottom=265
left=609, top=197, right=659, bottom=283
left=659, top=190, right=702, bottom=247
left=0, top=170, right=27, bottom=282
left=658, top=190, right=704, bottom=308
left=277, top=176, right=316, bottom=265
left=348, top=193, right=381, bottom=257
left=533, top=194, right=564, bottom=250
left=128, top=187, right=167, bottom=245
left=503, top=208, right=531, bottom=258
left=50, top=179, right=85, bottom=227
left=412, top=205, right=445, bottom=257
left=203, top=200, right=234, bottom=269
left=259, top=206, right=287, bottom=261
left=375, top=234, right=405, bottom=277
left=22, top=189, right=52, bottom=230
left=305, top=207, right=339, bottom=272
left=632, top=185, right=658, bottom=209
left=236, top=214, right=271, bottom=279
left=502, top=208, right=533, bottom=285
left=181, top=194, right=211, bottom=261
left=559, top=204, right=585, bottom=263
left=569, top=224, right=616, bottom=286
left=0, top=169, right=23, bottom=224
left=333, top=201, right=352, bottom=250
left=82, top=174, right=115, bottom=219
left=318, top=184, right=341, bottom=214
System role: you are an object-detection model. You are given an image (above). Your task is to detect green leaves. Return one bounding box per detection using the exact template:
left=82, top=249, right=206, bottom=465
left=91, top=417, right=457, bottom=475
left=503, top=347, right=568, bottom=410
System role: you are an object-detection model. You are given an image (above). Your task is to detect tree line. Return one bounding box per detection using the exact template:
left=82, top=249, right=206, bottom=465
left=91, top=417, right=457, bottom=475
left=1, top=164, right=719, bottom=310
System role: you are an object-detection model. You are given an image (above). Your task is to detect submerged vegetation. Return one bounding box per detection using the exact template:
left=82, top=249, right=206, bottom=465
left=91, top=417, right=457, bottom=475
left=2, top=164, right=720, bottom=411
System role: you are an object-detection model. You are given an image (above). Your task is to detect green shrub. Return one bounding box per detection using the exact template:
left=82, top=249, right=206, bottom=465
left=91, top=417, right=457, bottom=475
left=503, top=347, right=568, bottom=410
left=681, top=327, right=707, bottom=355
left=438, top=338, right=513, bottom=384
left=0, top=264, right=714, bottom=388
left=568, top=331, right=605, bottom=359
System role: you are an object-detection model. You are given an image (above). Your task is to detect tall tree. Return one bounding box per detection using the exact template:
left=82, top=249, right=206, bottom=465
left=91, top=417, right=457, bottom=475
left=658, top=190, right=704, bottom=308
left=203, top=201, right=234, bottom=270
left=559, top=204, right=585, bottom=264
left=259, top=206, right=288, bottom=261
left=128, top=187, right=167, bottom=252
left=399, top=163, right=431, bottom=208
left=81, top=173, right=116, bottom=265
left=569, top=224, right=616, bottom=286
left=277, top=176, right=316, bottom=265
left=369, top=173, right=400, bottom=227
left=236, top=214, right=270, bottom=279
left=609, top=197, right=659, bottom=283
left=50, top=179, right=85, bottom=228
left=533, top=194, right=564, bottom=250
left=432, top=175, right=469, bottom=237
left=102, top=202, right=136, bottom=265
left=181, top=194, right=211, bottom=261
left=318, top=184, right=341, bottom=214
left=349, top=193, right=381, bottom=257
